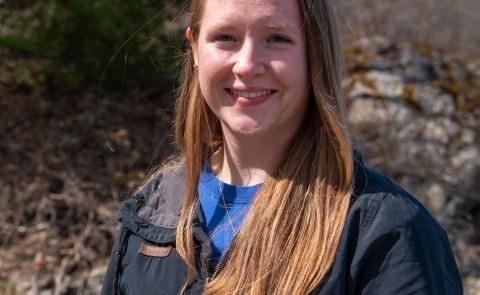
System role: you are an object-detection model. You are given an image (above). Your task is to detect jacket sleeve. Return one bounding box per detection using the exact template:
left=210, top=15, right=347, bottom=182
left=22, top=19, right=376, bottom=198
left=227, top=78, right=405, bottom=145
left=350, top=192, right=463, bottom=295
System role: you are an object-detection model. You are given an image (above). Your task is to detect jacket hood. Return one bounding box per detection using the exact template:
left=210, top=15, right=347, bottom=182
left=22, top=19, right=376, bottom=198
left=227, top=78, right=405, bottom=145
left=117, top=161, right=186, bottom=244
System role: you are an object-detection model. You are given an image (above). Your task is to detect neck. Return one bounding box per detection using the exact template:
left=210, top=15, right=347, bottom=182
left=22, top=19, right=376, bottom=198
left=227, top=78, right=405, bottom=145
left=210, top=129, right=295, bottom=186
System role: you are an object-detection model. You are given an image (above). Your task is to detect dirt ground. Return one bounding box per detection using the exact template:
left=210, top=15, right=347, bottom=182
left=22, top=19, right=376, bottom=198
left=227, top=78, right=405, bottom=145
left=0, top=82, right=177, bottom=293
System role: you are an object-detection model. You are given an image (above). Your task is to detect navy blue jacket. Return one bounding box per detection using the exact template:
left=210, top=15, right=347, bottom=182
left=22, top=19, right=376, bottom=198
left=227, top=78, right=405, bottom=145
left=101, top=154, right=463, bottom=294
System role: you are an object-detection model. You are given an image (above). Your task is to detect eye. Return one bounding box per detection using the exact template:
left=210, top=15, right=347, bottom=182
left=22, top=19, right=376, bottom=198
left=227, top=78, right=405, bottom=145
left=267, top=34, right=291, bottom=43
left=215, top=34, right=236, bottom=43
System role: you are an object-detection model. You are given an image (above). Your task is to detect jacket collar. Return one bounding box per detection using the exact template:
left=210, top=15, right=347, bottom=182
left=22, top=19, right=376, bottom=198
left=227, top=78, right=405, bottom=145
left=119, top=150, right=367, bottom=243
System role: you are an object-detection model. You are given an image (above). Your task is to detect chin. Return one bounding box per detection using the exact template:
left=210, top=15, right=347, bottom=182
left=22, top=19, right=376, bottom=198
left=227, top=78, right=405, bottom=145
left=223, top=122, right=267, bottom=137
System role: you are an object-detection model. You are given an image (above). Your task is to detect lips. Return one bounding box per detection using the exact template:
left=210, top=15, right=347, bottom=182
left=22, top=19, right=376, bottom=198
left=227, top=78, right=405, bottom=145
left=226, top=88, right=276, bottom=106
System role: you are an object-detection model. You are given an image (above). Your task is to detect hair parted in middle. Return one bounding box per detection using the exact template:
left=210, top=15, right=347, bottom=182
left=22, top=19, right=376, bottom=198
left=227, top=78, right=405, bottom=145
left=173, top=0, right=354, bottom=293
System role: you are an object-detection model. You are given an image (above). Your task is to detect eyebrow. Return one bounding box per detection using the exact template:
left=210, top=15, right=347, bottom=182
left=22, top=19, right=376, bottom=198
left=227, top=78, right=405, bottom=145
left=207, top=23, right=239, bottom=32
left=206, top=21, right=302, bottom=36
left=266, top=24, right=303, bottom=36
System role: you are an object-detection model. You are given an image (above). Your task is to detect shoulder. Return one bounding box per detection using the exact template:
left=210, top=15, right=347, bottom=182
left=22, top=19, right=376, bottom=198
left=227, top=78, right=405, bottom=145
left=313, top=153, right=462, bottom=293
left=339, top=157, right=462, bottom=293
left=349, top=157, right=445, bottom=242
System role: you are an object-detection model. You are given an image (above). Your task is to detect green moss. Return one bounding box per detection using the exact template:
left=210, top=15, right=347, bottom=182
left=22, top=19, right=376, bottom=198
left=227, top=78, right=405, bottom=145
left=436, top=80, right=465, bottom=96
left=403, top=83, right=422, bottom=111
left=0, top=280, right=15, bottom=295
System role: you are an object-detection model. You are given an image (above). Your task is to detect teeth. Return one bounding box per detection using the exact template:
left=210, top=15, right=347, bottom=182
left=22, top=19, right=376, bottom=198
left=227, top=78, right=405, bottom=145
left=231, top=89, right=272, bottom=98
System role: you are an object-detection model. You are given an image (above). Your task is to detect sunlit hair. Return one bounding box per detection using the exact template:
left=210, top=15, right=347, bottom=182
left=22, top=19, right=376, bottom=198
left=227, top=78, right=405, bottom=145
left=173, top=0, right=353, bottom=293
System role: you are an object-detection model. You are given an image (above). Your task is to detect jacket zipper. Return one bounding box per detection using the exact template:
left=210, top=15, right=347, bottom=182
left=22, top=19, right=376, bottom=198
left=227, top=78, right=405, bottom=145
left=201, top=249, right=210, bottom=282
left=202, top=239, right=233, bottom=283
left=211, top=246, right=231, bottom=279
left=196, top=210, right=235, bottom=283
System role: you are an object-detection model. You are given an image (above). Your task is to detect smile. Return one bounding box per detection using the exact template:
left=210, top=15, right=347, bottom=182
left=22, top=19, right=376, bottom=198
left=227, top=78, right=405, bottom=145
left=229, top=89, right=275, bottom=98
left=226, top=88, right=277, bottom=107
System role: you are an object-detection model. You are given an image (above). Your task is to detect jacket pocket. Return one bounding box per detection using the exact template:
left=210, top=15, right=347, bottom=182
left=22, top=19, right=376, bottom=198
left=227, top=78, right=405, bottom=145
left=118, top=233, right=187, bottom=295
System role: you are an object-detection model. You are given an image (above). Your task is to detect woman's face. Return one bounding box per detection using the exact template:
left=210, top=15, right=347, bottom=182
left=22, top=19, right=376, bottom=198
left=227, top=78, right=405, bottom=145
left=188, top=0, right=309, bottom=139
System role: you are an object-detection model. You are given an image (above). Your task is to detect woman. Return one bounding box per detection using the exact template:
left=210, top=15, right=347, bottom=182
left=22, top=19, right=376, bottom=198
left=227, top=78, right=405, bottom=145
left=101, top=0, right=463, bottom=294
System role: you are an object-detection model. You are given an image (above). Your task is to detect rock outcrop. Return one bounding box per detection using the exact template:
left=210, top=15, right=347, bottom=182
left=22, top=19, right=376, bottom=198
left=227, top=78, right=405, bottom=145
left=344, top=36, right=480, bottom=281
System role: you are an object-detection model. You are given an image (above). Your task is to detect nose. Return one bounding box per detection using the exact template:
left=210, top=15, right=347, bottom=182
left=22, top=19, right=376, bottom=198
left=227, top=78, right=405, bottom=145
left=232, top=40, right=266, bottom=78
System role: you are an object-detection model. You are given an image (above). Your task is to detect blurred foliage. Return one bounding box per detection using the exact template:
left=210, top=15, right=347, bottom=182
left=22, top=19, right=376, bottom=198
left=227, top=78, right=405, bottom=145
left=0, top=0, right=187, bottom=92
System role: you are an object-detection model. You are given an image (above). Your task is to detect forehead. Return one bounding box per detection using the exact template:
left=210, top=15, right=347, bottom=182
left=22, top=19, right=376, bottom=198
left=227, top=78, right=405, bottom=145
left=200, top=0, right=303, bottom=29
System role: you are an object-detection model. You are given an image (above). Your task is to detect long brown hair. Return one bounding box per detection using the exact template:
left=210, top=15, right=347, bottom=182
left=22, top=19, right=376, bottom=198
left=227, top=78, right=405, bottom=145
left=173, top=0, right=353, bottom=293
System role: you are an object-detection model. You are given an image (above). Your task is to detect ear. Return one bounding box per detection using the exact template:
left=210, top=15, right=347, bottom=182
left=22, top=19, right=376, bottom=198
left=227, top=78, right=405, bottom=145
left=186, top=27, right=198, bottom=67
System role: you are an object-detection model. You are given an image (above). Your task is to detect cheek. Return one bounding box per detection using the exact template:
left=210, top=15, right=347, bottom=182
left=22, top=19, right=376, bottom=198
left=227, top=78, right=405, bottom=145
left=272, top=52, right=308, bottom=87
left=198, top=46, right=232, bottom=72
left=272, top=52, right=309, bottom=115
left=198, top=48, right=233, bottom=96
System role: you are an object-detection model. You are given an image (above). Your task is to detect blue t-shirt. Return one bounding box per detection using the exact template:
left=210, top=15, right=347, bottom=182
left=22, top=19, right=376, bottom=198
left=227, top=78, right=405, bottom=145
left=198, top=165, right=261, bottom=263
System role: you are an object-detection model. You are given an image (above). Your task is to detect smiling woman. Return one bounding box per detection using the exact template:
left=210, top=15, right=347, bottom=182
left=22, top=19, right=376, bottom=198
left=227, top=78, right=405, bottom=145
left=101, top=0, right=463, bottom=294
